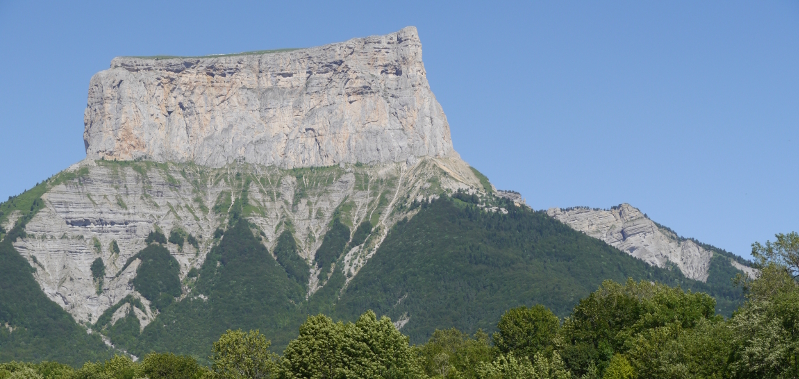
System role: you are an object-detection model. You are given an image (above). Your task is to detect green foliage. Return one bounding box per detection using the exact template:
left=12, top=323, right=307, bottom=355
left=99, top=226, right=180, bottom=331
left=282, top=311, right=422, bottom=379
left=186, top=234, right=199, bottom=249
left=213, top=191, right=232, bottom=215
left=272, top=231, right=309, bottom=287
left=752, top=231, right=799, bottom=278
left=558, top=279, right=717, bottom=376
left=169, top=229, right=186, bottom=247
left=371, top=191, right=392, bottom=226
left=108, top=241, right=120, bottom=256
left=193, top=197, right=209, bottom=215
left=104, top=311, right=141, bottom=351
left=626, top=319, right=733, bottom=378
left=141, top=353, right=205, bottom=379
left=94, top=295, right=144, bottom=331
left=704, top=253, right=744, bottom=313
left=348, top=220, right=373, bottom=249
left=75, top=354, right=139, bottom=379
left=97, top=355, right=139, bottom=379
left=0, top=361, right=72, bottom=379
left=416, top=328, right=494, bottom=378
left=453, top=190, right=480, bottom=204
left=476, top=352, right=572, bottom=379
left=211, top=330, right=280, bottom=379
left=469, top=167, right=493, bottom=194
left=336, top=197, right=698, bottom=344
left=91, top=238, right=102, bottom=254
left=0, top=180, right=49, bottom=231
left=494, top=305, right=560, bottom=360
left=129, top=245, right=181, bottom=311
left=90, top=258, right=105, bottom=295
left=314, top=218, right=349, bottom=278
left=0, top=223, right=112, bottom=365
left=227, top=186, right=249, bottom=225
left=601, top=355, right=633, bottom=379
left=130, top=219, right=305, bottom=360
left=727, top=256, right=799, bottom=378
left=145, top=230, right=167, bottom=245
left=90, top=258, right=105, bottom=284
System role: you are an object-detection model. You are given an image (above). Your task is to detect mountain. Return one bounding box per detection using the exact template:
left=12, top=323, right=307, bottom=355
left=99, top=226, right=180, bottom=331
left=0, top=27, right=753, bottom=364
left=547, top=204, right=756, bottom=282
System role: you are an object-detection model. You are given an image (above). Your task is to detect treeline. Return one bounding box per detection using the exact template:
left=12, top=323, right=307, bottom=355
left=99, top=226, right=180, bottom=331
left=4, top=232, right=798, bottom=378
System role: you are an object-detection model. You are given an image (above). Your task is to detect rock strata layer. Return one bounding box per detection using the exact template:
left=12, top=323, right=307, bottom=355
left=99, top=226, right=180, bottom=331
left=83, top=27, right=454, bottom=168
left=548, top=204, right=724, bottom=282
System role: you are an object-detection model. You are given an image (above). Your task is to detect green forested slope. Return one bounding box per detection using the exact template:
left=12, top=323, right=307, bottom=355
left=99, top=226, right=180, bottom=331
left=0, top=224, right=112, bottom=365
left=333, top=197, right=704, bottom=343
left=127, top=218, right=307, bottom=361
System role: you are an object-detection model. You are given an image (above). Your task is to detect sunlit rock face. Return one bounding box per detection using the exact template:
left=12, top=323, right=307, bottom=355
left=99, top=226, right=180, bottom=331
left=548, top=204, right=716, bottom=282
left=83, top=26, right=454, bottom=168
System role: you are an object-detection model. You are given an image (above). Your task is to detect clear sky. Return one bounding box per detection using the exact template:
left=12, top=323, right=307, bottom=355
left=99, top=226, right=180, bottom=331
left=0, top=1, right=796, bottom=260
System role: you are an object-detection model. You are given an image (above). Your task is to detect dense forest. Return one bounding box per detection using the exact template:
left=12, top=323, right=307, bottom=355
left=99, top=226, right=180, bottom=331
left=2, top=229, right=797, bottom=378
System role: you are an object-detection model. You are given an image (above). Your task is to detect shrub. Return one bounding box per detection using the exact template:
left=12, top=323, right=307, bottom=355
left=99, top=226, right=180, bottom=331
left=109, top=240, right=120, bottom=255
left=186, top=234, right=199, bottom=249
left=90, top=258, right=105, bottom=295
left=145, top=230, right=167, bottom=245
left=169, top=229, right=185, bottom=247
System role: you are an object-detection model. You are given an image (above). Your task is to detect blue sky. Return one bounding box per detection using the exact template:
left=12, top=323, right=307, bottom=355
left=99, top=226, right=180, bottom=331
left=0, top=1, right=796, bottom=260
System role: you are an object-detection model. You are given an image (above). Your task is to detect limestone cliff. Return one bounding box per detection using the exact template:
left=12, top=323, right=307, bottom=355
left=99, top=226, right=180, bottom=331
left=547, top=204, right=754, bottom=282
left=83, top=27, right=454, bottom=168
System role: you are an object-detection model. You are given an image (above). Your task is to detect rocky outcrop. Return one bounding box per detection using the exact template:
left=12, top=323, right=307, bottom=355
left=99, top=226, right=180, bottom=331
left=83, top=27, right=454, bottom=168
left=548, top=204, right=723, bottom=282
left=495, top=189, right=525, bottom=206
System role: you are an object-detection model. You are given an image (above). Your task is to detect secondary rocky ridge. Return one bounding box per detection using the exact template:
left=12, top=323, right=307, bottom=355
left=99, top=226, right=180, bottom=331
left=83, top=27, right=454, bottom=168
left=547, top=204, right=754, bottom=282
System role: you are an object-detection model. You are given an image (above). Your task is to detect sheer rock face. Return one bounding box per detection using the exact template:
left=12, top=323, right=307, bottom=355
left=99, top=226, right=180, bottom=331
left=547, top=204, right=715, bottom=282
left=83, top=26, right=454, bottom=168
